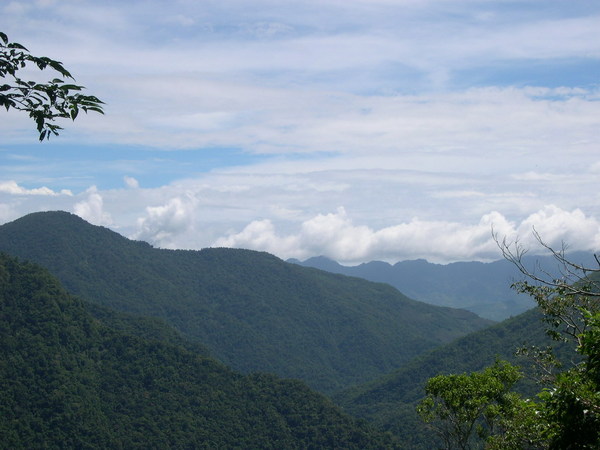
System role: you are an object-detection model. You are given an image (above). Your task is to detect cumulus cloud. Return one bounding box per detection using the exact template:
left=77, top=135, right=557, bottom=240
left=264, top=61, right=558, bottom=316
left=2, top=0, right=600, bottom=267
left=133, top=196, right=196, bottom=248
left=517, top=206, right=600, bottom=252
left=0, top=180, right=72, bottom=196
left=214, top=206, right=600, bottom=264
left=73, top=186, right=112, bottom=226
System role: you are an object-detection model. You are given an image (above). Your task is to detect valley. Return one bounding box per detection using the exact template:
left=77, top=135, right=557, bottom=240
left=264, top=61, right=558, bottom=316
left=0, top=210, right=590, bottom=448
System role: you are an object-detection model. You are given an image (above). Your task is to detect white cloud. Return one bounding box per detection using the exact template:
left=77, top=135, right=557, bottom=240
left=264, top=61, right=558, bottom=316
left=214, top=206, right=600, bottom=264
left=517, top=206, right=600, bottom=252
left=1, top=0, right=600, bottom=266
left=4, top=1, right=600, bottom=149
left=133, top=196, right=196, bottom=248
left=3, top=1, right=31, bottom=15
left=214, top=219, right=300, bottom=256
left=124, top=176, right=139, bottom=189
left=0, top=180, right=72, bottom=196
left=2, top=170, right=599, bottom=264
left=166, top=14, right=196, bottom=27
left=73, top=186, right=112, bottom=226
left=512, top=172, right=567, bottom=182
left=53, top=81, right=600, bottom=161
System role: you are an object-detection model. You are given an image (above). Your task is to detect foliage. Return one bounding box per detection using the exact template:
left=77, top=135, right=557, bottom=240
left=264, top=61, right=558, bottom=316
left=484, top=397, right=548, bottom=450
left=336, top=307, right=563, bottom=448
left=0, top=210, right=490, bottom=394
left=414, top=238, right=600, bottom=449
left=503, top=239, right=600, bottom=449
left=531, top=313, right=600, bottom=449
left=486, top=310, right=600, bottom=450
left=0, top=252, right=398, bottom=448
left=0, top=31, right=103, bottom=140
left=416, top=361, right=522, bottom=449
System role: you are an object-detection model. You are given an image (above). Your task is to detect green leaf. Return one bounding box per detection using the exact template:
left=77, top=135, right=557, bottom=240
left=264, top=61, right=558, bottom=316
left=7, top=42, right=28, bottom=51
left=47, top=58, right=72, bottom=78
left=1, top=31, right=104, bottom=141
left=60, top=84, right=83, bottom=91
left=83, top=106, right=105, bottom=114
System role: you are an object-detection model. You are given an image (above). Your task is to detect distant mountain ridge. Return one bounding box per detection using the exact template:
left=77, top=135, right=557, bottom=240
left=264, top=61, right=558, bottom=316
left=0, top=211, right=491, bottom=394
left=290, top=253, right=596, bottom=320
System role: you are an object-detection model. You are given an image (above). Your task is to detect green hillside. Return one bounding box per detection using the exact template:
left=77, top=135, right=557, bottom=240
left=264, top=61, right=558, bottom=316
left=336, top=307, right=569, bottom=448
left=0, top=211, right=491, bottom=393
left=0, top=253, right=398, bottom=448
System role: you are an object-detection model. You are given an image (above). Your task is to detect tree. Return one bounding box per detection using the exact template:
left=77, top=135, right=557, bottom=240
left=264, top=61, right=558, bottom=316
left=416, top=360, right=523, bottom=449
left=418, top=234, right=600, bottom=449
left=0, top=31, right=104, bottom=141
left=495, top=309, right=600, bottom=450
left=497, top=236, right=600, bottom=448
left=498, top=230, right=600, bottom=349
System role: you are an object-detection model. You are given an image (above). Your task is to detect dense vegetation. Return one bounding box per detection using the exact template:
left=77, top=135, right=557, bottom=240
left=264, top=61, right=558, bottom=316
left=0, top=211, right=491, bottom=393
left=336, top=308, right=567, bottom=448
left=339, top=252, right=600, bottom=448
left=0, top=253, right=398, bottom=448
left=414, top=256, right=600, bottom=449
left=292, top=254, right=597, bottom=321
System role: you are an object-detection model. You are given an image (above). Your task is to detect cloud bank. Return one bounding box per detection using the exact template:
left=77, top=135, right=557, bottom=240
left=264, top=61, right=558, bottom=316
left=214, top=206, right=600, bottom=264
left=1, top=1, right=599, bottom=264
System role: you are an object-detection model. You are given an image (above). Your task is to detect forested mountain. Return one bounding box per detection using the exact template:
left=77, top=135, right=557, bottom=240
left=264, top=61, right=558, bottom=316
left=0, top=253, right=398, bottom=448
left=0, top=211, right=491, bottom=393
left=336, top=307, right=568, bottom=448
left=290, top=253, right=597, bottom=320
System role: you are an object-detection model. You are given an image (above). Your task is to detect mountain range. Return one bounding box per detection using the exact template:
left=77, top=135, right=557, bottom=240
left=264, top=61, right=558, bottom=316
left=0, top=211, right=491, bottom=394
left=0, top=252, right=398, bottom=448
left=289, top=253, right=596, bottom=321
left=0, top=210, right=582, bottom=447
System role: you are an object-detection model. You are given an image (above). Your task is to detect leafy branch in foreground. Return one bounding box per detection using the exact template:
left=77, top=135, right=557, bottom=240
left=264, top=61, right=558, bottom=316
left=0, top=31, right=104, bottom=141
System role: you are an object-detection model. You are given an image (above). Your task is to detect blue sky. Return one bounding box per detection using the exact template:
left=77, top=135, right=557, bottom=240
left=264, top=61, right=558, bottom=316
left=1, top=0, right=600, bottom=263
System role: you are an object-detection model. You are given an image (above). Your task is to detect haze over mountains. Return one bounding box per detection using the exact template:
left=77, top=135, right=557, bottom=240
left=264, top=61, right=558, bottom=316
left=0, top=211, right=491, bottom=394
left=290, top=253, right=597, bottom=321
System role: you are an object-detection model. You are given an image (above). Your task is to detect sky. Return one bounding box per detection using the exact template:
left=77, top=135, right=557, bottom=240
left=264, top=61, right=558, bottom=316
left=1, top=0, right=600, bottom=264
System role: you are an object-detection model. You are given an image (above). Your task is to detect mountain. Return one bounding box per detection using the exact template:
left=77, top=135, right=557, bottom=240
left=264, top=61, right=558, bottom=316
left=335, top=307, right=571, bottom=448
left=290, top=253, right=597, bottom=321
left=0, top=211, right=492, bottom=394
left=0, top=252, right=398, bottom=448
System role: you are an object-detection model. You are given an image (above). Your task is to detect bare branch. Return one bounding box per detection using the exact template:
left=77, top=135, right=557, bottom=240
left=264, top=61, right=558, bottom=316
left=493, top=228, right=600, bottom=298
